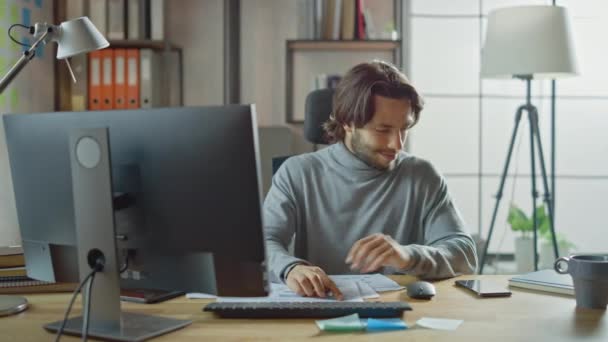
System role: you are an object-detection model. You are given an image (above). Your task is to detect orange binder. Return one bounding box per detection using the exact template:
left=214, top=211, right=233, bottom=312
left=126, top=49, right=140, bottom=109
left=100, top=49, right=114, bottom=110
left=88, top=50, right=102, bottom=110
left=113, top=48, right=127, bottom=109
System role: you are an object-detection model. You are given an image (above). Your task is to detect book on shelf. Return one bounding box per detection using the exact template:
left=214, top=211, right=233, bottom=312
left=508, top=269, right=574, bottom=296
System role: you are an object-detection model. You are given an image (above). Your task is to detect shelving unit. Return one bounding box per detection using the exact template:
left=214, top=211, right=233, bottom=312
left=285, top=39, right=402, bottom=123
left=53, top=0, right=183, bottom=112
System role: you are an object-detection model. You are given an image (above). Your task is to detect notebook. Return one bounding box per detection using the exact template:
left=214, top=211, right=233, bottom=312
left=508, top=269, right=574, bottom=296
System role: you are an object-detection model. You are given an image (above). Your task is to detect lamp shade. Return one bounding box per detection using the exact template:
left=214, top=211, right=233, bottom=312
left=55, top=16, right=109, bottom=59
left=481, top=5, right=578, bottom=79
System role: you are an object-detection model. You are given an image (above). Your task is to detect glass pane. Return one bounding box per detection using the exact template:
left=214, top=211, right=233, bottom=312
left=480, top=176, right=540, bottom=254
left=556, top=17, right=608, bottom=96
left=553, top=178, right=608, bottom=254
left=411, top=0, right=479, bottom=15
left=409, top=97, right=479, bottom=174
left=555, top=99, right=608, bottom=176
left=482, top=0, right=551, bottom=15
left=481, top=98, right=552, bottom=175
left=411, top=18, right=480, bottom=94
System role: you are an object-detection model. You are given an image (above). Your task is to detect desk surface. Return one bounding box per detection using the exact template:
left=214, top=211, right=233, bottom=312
left=1, top=275, right=606, bottom=341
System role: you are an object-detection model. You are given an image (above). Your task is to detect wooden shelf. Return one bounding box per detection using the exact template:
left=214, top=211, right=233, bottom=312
left=287, top=40, right=401, bottom=51
left=108, top=40, right=180, bottom=50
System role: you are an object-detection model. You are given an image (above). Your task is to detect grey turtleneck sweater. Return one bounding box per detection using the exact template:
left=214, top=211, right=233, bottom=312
left=263, top=142, right=478, bottom=283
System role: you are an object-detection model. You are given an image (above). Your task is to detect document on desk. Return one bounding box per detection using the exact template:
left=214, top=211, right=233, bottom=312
left=217, top=281, right=364, bottom=303
left=330, top=274, right=404, bottom=292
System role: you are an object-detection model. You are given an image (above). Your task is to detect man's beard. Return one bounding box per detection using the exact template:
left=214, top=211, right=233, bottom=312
left=351, top=130, right=393, bottom=171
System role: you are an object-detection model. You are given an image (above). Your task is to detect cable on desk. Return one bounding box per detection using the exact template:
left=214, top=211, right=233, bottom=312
left=55, top=257, right=104, bottom=342
left=54, top=269, right=96, bottom=342
left=81, top=271, right=96, bottom=342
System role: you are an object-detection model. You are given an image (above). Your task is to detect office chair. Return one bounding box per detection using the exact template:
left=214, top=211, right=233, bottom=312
left=271, top=88, right=334, bottom=175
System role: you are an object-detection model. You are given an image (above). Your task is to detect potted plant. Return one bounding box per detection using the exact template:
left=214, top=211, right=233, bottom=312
left=507, top=204, right=548, bottom=273
left=507, top=204, right=575, bottom=272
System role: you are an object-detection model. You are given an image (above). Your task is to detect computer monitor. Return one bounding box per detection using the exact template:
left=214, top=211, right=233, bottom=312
left=3, top=105, right=269, bottom=340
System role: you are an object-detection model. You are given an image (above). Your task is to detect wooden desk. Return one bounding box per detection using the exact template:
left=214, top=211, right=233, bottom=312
left=1, top=275, right=606, bottom=341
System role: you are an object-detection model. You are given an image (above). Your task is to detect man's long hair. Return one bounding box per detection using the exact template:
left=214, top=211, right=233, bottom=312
left=323, top=60, right=424, bottom=144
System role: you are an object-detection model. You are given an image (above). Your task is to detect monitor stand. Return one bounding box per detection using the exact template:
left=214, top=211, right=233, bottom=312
left=44, top=128, right=191, bottom=341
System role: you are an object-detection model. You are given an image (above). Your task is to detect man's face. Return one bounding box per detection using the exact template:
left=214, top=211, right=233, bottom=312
left=344, top=95, right=413, bottom=171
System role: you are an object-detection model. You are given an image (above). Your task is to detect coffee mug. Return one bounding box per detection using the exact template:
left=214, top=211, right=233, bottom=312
left=554, top=254, right=608, bottom=309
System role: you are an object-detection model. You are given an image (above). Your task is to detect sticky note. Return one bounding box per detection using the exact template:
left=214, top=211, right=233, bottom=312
left=10, top=4, right=18, bottom=23
left=316, top=313, right=365, bottom=332
left=416, top=317, right=463, bottom=331
left=35, top=0, right=43, bottom=9
left=366, top=318, right=407, bottom=331
left=22, top=7, right=31, bottom=27
left=10, top=88, right=18, bottom=109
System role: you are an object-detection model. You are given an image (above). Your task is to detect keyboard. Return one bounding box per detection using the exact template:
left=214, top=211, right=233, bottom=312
left=203, top=301, right=412, bottom=318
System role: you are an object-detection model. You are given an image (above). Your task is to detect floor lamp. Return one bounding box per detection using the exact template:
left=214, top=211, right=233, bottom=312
left=478, top=5, right=578, bottom=274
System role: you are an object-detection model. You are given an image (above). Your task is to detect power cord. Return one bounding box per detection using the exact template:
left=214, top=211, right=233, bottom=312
left=54, top=269, right=96, bottom=342
left=81, top=271, right=96, bottom=342
left=55, top=258, right=104, bottom=342
left=7, top=24, right=32, bottom=47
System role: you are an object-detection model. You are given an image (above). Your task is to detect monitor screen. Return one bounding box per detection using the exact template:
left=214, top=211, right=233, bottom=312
left=3, top=105, right=268, bottom=296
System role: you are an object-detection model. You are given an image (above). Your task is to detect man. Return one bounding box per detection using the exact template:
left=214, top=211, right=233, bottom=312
left=264, top=61, right=477, bottom=299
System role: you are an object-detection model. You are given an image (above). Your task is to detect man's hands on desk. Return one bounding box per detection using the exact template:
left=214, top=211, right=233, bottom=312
left=285, top=233, right=413, bottom=300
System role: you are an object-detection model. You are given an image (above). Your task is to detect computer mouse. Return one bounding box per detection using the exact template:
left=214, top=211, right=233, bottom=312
left=406, top=281, right=436, bottom=300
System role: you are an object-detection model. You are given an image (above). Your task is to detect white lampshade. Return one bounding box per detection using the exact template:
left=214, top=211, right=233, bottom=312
left=481, top=5, right=578, bottom=79
left=54, top=16, right=109, bottom=59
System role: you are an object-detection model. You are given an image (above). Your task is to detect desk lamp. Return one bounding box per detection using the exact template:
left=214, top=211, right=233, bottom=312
left=0, top=16, right=108, bottom=316
left=0, top=16, right=109, bottom=92
left=478, top=5, right=578, bottom=273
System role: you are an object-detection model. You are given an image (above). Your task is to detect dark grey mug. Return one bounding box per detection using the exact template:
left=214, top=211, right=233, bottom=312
left=554, top=254, right=608, bottom=309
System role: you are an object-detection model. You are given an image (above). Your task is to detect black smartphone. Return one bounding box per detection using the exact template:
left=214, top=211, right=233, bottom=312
left=120, top=288, right=184, bottom=304
left=455, top=280, right=512, bottom=298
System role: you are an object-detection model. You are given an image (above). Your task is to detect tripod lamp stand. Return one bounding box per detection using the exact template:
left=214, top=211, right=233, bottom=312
left=478, top=5, right=578, bottom=274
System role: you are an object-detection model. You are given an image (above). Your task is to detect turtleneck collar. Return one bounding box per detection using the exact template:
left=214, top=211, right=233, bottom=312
left=327, top=142, right=403, bottom=181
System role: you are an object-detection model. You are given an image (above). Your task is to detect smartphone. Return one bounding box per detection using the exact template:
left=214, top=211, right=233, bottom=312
left=120, top=288, right=184, bottom=304
left=455, top=280, right=512, bottom=298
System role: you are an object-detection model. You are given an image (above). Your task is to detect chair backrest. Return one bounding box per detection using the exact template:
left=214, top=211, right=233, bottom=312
left=304, top=88, right=334, bottom=145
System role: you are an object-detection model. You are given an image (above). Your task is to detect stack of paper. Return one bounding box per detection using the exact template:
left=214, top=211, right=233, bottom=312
left=187, top=273, right=404, bottom=302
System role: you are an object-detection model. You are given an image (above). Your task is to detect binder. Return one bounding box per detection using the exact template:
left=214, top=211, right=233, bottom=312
left=88, top=50, right=102, bottom=110
left=88, top=0, right=107, bottom=37
left=139, top=48, right=161, bottom=108
left=166, top=50, right=182, bottom=107
left=107, top=0, right=126, bottom=40
left=113, top=49, right=127, bottom=109
left=126, top=49, right=140, bottom=109
left=100, top=49, right=114, bottom=110
left=66, top=0, right=88, bottom=111
left=341, top=0, right=355, bottom=40
left=150, top=0, right=164, bottom=40
left=127, top=0, right=145, bottom=40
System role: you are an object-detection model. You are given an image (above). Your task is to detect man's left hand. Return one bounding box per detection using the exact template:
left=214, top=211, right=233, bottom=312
left=345, top=233, right=412, bottom=273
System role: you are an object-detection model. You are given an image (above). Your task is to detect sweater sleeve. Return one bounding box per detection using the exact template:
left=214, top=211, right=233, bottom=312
left=263, top=161, right=310, bottom=283
left=399, top=162, right=478, bottom=279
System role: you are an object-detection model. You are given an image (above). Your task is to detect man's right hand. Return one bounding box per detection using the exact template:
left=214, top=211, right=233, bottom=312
left=285, top=265, right=344, bottom=300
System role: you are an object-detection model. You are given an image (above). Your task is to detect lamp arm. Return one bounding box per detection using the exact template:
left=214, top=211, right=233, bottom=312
left=0, top=29, right=50, bottom=94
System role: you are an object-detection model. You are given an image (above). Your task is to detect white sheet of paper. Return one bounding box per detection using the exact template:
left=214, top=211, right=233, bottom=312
left=354, top=281, right=380, bottom=299
left=186, top=292, right=217, bottom=299
left=416, top=317, right=464, bottom=331
left=330, top=274, right=404, bottom=292
left=217, top=281, right=364, bottom=303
